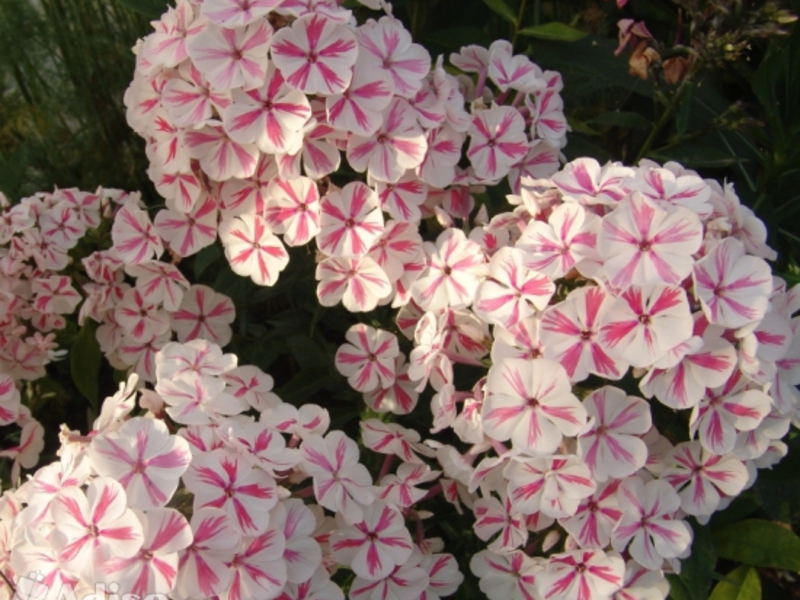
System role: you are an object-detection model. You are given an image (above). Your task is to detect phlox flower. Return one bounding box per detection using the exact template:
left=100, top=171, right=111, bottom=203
left=277, top=101, right=343, bottom=180
left=537, top=550, right=625, bottom=600
left=272, top=499, right=323, bottom=584
left=140, top=0, right=198, bottom=69
left=176, top=508, right=241, bottom=599
left=150, top=113, right=191, bottom=174
left=411, top=228, right=487, bottom=312
left=627, top=161, right=712, bottom=218
left=600, top=283, right=693, bottom=369
left=270, top=13, right=358, bottom=95
left=610, top=477, right=692, bottom=570
left=0, top=418, right=44, bottom=483
left=377, top=462, right=440, bottom=508
left=156, top=339, right=237, bottom=382
left=156, top=372, right=243, bottom=424
left=111, top=206, right=164, bottom=266
left=576, top=386, right=651, bottom=482
left=162, top=63, right=232, bottom=131
left=550, top=157, right=633, bottom=206
left=318, top=182, right=384, bottom=258
left=356, top=16, right=431, bottom=98
left=223, top=63, right=312, bottom=155
left=517, top=202, right=600, bottom=279
left=559, top=479, right=623, bottom=550
left=473, top=492, right=528, bottom=552
left=184, top=124, right=260, bottom=182
left=224, top=365, right=280, bottom=412
left=708, top=180, right=777, bottom=260
left=115, top=288, right=171, bottom=344
left=692, top=237, right=773, bottom=329
left=487, top=44, right=541, bottom=93
left=219, top=154, right=277, bottom=217
left=223, top=527, right=288, bottom=600
left=330, top=501, right=414, bottom=582
left=469, top=550, right=539, bottom=600
left=540, top=286, right=626, bottom=382
left=300, top=431, right=374, bottom=524
left=482, top=358, right=587, bottom=456
left=366, top=220, right=423, bottom=283
left=264, top=177, right=321, bottom=247
left=505, top=454, right=596, bottom=518
left=218, top=418, right=299, bottom=475
left=171, top=284, right=236, bottom=347
left=662, top=441, right=749, bottom=516
left=689, top=370, right=772, bottom=456
left=31, top=276, right=81, bottom=315
left=474, top=246, right=555, bottom=330
left=118, top=330, right=172, bottom=382
left=326, top=57, right=394, bottom=137
left=202, top=0, right=283, bottom=27
left=639, top=316, right=737, bottom=410
left=316, top=255, right=391, bottom=313
left=260, top=403, right=330, bottom=439
left=419, top=554, right=463, bottom=600
left=127, top=260, right=190, bottom=312
left=187, top=20, right=271, bottom=91
left=183, top=447, right=279, bottom=536
left=417, top=125, right=465, bottom=189
left=38, top=203, right=85, bottom=250
left=100, top=508, right=193, bottom=597
left=154, top=194, right=219, bottom=257
left=598, top=192, right=702, bottom=288
left=219, top=214, right=290, bottom=286
left=530, top=77, right=568, bottom=148
left=88, top=417, right=192, bottom=509
left=349, top=556, right=429, bottom=600
left=374, top=172, right=428, bottom=223
left=467, top=106, right=528, bottom=181
left=276, top=568, right=345, bottom=600
left=361, top=419, right=433, bottom=464
left=612, top=561, right=669, bottom=600
left=364, top=355, right=419, bottom=415
left=335, top=324, right=398, bottom=392
left=347, top=98, right=428, bottom=184
left=0, top=375, right=21, bottom=428
left=51, top=478, right=144, bottom=577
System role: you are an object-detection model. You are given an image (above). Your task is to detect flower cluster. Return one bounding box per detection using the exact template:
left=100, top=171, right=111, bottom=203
left=333, top=156, right=797, bottom=600
left=0, top=340, right=464, bottom=600
left=0, top=1, right=797, bottom=599
left=124, top=0, right=567, bottom=311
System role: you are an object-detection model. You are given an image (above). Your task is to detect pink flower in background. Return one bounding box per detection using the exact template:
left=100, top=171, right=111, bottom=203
left=111, top=206, right=164, bottom=266
left=201, top=0, right=283, bottom=27
left=316, top=255, right=391, bottom=312
left=184, top=124, right=259, bottom=182
left=551, top=157, right=633, bottom=205
left=162, top=63, right=232, bottom=130
left=326, top=58, right=394, bottom=137
left=177, top=508, right=241, bottom=599
left=154, top=195, right=218, bottom=257
left=505, top=454, right=596, bottom=518
left=537, top=550, right=625, bottom=600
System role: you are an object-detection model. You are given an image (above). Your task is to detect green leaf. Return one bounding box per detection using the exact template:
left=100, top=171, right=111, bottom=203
left=116, top=0, right=171, bottom=18
left=708, top=567, right=761, bottom=600
left=518, top=22, right=587, bottom=42
left=70, top=321, right=102, bottom=413
left=713, top=519, right=800, bottom=572
left=567, top=118, right=600, bottom=136
left=588, top=111, right=652, bottom=130
left=480, top=0, right=516, bottom=23
left=193, top=243, right=222, bottom=280
left=667, top=521, right=717, bottom=600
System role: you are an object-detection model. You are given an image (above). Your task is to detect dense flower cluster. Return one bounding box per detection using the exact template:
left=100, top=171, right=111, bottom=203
left=124, top=0, right=567, bottom=311
left=0, top=1, right=797, bottom=600
left=0, top=340, right=463, bottom=600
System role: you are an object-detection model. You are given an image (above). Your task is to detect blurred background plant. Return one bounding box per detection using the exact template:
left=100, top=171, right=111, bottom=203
left=2, top=0, right=800, bottom=598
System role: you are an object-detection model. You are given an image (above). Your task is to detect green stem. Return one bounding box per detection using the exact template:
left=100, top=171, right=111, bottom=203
left=634, top=77, right=693, bottom=164
left=511, top=0, right=528, bottom=47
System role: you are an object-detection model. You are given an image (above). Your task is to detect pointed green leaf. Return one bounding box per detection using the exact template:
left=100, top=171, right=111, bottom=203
left=713, top=519, right=800, bottom=571
left=518, top=22, right=587, bottom=42
left=481, top=0, right=516, bottom=23
left=708, top=567, right=761, bottom=600
left=70, top=321, right=102, bottom=412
